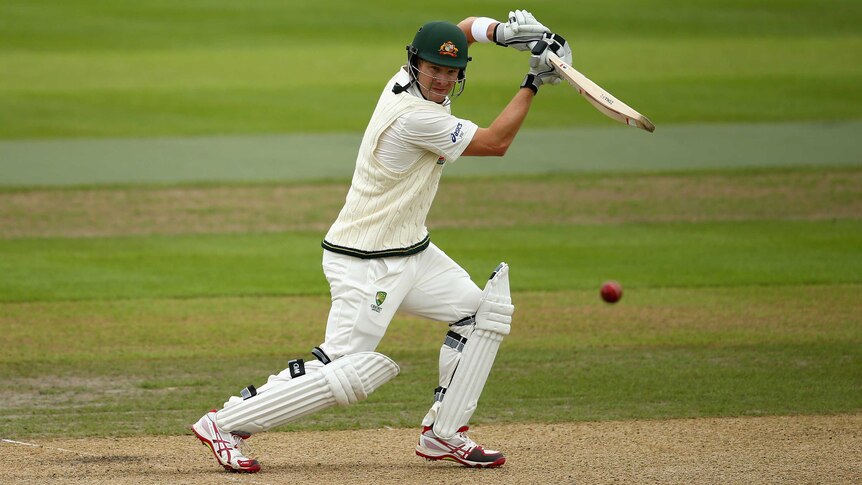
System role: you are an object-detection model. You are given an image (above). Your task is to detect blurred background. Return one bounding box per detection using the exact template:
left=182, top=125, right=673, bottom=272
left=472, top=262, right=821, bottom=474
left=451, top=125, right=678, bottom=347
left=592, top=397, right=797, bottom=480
left=2, top=0, right=860, bottom=185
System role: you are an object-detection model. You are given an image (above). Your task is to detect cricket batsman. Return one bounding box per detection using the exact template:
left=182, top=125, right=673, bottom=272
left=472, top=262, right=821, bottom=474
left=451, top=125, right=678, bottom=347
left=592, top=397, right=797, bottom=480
left=192, top=10, right=571, bottom=472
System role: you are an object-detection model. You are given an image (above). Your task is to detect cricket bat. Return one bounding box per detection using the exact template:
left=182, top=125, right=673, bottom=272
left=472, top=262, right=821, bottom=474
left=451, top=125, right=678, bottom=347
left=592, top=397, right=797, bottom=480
left=547, top=52, right=655, bottom=133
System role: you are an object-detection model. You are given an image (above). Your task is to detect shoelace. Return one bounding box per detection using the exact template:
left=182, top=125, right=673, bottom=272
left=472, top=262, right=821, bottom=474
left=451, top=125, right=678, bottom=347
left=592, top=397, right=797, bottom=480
left=230, top=433, right=252, bottom=457
left=454, top=430, right=478, bottom=449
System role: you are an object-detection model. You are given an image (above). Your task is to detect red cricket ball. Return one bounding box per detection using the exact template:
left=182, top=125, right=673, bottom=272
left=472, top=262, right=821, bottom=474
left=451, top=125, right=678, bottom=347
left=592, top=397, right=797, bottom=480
left=600, top=280, right=623, bottom=303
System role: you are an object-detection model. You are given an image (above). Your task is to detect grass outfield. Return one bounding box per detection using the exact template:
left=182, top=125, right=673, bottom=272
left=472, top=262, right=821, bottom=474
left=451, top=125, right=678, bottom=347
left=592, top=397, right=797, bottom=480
left=2, top=287, right=859, bottom=437
left=0, top=0, right=860, bottom=442
left=1, top=221, right=861, bottom=302
left=1, top=168, right=860, bottom=438
left=1, top=1, right=861, bottom=138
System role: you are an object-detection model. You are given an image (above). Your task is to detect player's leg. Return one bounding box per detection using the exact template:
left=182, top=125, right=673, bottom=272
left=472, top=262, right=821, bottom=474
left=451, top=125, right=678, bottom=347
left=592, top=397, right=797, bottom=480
left=431, top=262, right=512, bottom=437
left=227, top=251, right=408, bottom=405
left=400, top=243, right=482, bottom=408
left=193, top=251, right=408, bottom=472
left=401, top=244, right=512, bottom=467
left=193, top=351, right=399, bottom=472
left=215, top=351, right=399, bottom=434
left=318, top=250, right=412, bottom=359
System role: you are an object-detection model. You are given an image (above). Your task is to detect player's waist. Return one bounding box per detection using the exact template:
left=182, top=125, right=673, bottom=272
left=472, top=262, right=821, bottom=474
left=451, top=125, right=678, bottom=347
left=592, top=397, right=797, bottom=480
left=321, top=234, right=431, bottom=259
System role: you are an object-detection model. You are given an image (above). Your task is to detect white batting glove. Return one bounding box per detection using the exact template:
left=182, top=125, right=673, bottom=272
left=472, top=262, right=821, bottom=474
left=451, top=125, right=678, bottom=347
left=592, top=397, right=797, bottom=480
left=545, top=32, right=573, bottom=66
left=494, top=9, right=551, bottom=51
left=520, top=33, right=570, bottom=93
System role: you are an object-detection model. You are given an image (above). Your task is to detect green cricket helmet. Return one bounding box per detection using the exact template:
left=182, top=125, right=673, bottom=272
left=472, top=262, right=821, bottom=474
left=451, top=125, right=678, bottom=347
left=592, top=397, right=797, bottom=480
left=402, top=21, right=471, bottom=99
left=407, top=21, right=471, bottom=69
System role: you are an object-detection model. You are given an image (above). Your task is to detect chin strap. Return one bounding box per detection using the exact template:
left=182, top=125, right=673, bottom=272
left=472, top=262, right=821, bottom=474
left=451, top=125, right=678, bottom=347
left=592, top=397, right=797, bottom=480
left=393, top=62, right=459, bottom=105
left=392, top=80, right=414, bottom=94
left=393, top=61, right=420, bottom=96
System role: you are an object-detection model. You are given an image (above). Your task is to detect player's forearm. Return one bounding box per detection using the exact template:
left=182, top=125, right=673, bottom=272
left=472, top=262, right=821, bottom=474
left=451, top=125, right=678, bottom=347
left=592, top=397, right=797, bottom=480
left=463, top=88, right=534, bottom=156
left=487, top=88, right=534, bottom=151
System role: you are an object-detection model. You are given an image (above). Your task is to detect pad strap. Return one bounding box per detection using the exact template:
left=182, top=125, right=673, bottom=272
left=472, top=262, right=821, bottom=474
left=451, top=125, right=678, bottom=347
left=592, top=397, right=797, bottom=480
left=311, top=346, right=332, bottom=364
left=443, top=330, right=468, bottom=352
left=240, top=385, right=257, bottom=400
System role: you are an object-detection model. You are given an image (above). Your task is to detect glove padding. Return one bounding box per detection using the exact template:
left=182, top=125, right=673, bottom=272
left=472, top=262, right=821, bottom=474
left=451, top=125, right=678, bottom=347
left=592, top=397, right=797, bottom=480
left=494, top=9, right=551, bottom=51
left=521, top=33, right=572, bottom=93
left=543, top=32, right=573, bottom=67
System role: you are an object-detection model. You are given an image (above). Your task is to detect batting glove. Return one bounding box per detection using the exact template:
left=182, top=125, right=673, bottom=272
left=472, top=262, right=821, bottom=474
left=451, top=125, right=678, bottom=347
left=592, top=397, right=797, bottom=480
left=545, top=32, right=573, bottom=66
left=494, top=9, right=551, bottom=51
left=520, top=33, right=570, bottom=93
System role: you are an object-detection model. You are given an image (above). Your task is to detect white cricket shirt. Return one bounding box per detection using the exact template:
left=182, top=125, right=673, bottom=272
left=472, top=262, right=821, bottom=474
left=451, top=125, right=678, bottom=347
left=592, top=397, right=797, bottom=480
left=322, top=68, right=477, bottom=258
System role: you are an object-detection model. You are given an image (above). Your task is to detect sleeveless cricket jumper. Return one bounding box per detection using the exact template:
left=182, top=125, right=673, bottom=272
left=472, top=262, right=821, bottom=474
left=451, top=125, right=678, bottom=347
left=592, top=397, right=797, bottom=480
left=318, top=68, right=482, bottom=360
left=324, top=70, right=460, bottom=258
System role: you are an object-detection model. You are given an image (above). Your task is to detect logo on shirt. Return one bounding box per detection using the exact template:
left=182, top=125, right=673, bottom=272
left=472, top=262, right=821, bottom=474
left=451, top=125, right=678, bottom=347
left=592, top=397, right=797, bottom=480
left=450, top=122, right=463, bottom=143
left=439, top=41, right=459, bottom=58
left=371, top=291, right=387, bottom=313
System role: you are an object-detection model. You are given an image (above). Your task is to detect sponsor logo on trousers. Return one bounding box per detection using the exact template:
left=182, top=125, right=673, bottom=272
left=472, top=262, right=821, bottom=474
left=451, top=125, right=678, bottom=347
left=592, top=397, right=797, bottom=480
left=371, top=291, right=387, bottom=313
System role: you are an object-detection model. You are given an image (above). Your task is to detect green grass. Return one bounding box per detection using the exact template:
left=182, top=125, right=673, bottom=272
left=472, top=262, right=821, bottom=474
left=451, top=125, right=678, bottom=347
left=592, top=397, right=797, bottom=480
left=2, top=169, right=860, bottom=437
left=1, top=211, right=861, bottom=437
left=1, top=1, right=861, bottom=138
left=0, top=0, right=860, bottom=440
left=1, top=285, right=859, bottom=437
left=1, top=221, right=860, bottom=302
left=3, top=0, right=860, bottom=52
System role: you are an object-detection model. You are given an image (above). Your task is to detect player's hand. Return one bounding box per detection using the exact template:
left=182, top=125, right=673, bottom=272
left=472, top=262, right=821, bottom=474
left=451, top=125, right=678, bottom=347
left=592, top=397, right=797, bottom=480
left=520, top=33, right=569, bottom=93
left=494, top=9, right=551, bottom=51
left=544, top=32, right=572, bottom=66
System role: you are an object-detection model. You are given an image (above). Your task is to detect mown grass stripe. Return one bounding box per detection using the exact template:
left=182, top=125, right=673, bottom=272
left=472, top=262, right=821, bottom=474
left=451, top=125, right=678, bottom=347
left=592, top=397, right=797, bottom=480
left=1, top=221, right=860, bottom=303
left=1, top=122, right=860, bottom=187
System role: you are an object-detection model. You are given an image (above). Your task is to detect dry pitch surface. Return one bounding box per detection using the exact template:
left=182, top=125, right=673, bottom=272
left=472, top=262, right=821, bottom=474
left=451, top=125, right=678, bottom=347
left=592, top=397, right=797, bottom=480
left=4, top=415, right=860, bottom=484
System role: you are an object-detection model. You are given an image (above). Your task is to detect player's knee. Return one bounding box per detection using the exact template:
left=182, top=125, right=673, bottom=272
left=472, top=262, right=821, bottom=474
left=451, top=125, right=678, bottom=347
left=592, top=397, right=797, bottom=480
left=217, top=351, right=399, bottom=434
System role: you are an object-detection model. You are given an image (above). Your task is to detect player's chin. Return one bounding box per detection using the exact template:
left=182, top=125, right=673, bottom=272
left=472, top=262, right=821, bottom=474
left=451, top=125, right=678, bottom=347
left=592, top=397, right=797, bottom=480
left=429, top=90, right=449, bottom=102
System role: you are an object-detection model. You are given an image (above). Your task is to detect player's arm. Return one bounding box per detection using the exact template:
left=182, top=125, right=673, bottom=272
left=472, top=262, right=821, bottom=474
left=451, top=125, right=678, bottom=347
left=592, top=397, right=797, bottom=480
left=456, top=11, right=568, bottom=157
left=462, top=37, right=565, bottom=157
left=458, top=13, right=537, bottom=156
left=457, top=11, right=550, bottom=49
left=457, top=17, right=496, bottom=45
left=461, top=89, right=533, bottom=157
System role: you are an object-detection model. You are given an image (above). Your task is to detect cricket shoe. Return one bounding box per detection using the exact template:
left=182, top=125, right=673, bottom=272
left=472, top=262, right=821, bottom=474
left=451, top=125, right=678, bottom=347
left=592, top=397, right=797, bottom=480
left=415, top=425, right=506, bottom=468
left=192, top=410, right=261, bottom=473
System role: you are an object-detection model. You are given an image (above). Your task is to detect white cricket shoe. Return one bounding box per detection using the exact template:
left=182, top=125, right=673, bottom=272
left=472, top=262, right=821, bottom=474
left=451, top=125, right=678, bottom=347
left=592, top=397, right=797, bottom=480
left=416, top=425, right=506, bottom=468
left=192, top=410, right=261, bottom=473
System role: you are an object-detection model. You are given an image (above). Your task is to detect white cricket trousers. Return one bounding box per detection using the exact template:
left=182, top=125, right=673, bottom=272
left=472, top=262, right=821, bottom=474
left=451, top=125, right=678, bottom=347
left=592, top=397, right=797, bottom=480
left=319, top=242, right=483, bottom=359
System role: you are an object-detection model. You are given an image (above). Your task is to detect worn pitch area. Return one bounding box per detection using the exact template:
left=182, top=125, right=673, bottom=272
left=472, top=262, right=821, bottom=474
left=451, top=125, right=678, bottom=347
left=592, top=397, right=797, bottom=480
left=3, top=416, right=860, bottom=484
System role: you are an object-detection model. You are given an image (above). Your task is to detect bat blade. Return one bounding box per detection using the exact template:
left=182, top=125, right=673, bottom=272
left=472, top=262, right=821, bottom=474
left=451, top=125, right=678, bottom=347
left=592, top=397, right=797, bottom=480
left=547, top=52, right=655, bottom=133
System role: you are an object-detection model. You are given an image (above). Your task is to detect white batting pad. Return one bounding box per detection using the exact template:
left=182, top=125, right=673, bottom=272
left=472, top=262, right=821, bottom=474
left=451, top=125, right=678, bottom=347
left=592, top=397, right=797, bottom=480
left=433, top=263, right=514, bottom=439
left=216, top=352, right=399, bottom=435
